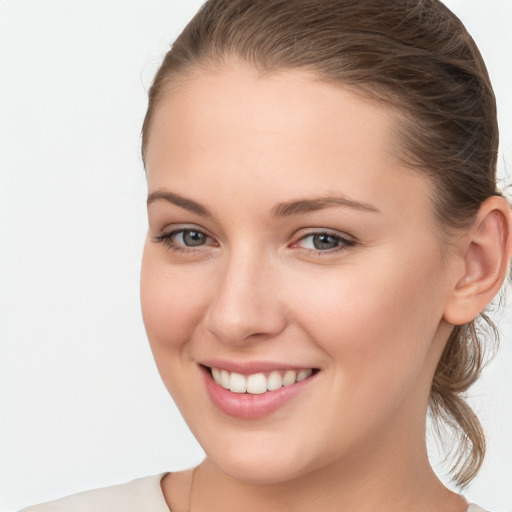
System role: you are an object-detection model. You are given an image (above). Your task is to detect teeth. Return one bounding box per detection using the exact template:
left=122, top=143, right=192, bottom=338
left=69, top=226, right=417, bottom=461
left=220, top=369, right=230, bottom=389
left=211, top=367, right=314, bottom=394
left=282, top=370, right=296, bottom=386
left=229, top=372, right=247, bottom=393
left=296, top=369, right=313, bottom=382
left=267, top=371, right=283, bottom=391
left=246, top=373, right=267, bottom=394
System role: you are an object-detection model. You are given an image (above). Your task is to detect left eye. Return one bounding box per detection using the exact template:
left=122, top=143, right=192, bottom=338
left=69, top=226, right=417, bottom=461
left=297, top=233, right=350, bottom=251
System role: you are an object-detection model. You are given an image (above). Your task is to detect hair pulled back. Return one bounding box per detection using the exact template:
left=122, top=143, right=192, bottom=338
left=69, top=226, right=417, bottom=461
left=142, top=0, right=501, bottom=487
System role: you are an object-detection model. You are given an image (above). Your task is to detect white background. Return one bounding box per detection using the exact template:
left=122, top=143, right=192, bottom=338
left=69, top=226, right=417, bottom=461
left=0, top=1, right=511, bottom=511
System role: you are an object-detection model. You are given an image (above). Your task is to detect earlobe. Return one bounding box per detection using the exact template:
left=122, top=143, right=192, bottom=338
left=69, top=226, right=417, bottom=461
left=443, top=196, right=512, bottom=326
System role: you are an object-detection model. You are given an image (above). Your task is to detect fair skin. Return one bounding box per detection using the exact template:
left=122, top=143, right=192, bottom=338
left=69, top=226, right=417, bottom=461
left=141, top=64, right=510, bottom=512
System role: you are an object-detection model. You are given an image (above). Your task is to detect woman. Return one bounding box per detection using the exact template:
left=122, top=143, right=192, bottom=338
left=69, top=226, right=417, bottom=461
left=19, top=0, right=511, bottom=511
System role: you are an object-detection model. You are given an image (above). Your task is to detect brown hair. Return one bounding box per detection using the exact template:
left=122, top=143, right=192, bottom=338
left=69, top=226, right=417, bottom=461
left=142, top=0, right=501, bottom=487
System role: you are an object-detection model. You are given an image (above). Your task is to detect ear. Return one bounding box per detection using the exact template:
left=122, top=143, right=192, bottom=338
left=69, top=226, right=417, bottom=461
left=443, top=196, right=512, bottom=326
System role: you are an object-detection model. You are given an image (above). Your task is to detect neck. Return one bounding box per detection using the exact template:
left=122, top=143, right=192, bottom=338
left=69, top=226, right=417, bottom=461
left=190, top=424, right=465, bottom=512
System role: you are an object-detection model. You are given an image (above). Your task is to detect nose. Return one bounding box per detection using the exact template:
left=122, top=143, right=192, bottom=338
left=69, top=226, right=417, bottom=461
left=204, top=248, right=287, bottom=346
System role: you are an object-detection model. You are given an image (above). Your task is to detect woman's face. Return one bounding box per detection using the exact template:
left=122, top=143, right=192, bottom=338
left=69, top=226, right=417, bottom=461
left=141, top=65, right=459, bottom=484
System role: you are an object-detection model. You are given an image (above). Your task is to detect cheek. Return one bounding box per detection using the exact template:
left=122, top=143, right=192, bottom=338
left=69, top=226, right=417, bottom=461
left=289, top=248, right=446, bottom=392
left=140, top=244, right=214, bottom=414
left=296, top=269, right=438, bottom=340
left=140, top=243, right=210, bottom=354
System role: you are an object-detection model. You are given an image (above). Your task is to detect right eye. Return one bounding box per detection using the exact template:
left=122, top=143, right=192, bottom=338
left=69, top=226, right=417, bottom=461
left=153, top=228, right=217, bottom=252
left=172, top=229, right=209, bottom=247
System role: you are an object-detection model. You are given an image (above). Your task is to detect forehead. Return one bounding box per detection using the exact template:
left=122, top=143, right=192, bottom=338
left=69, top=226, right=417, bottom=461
left=145, top=64, right=434, bottom=227
left=147, top=64, right=398, bottom=167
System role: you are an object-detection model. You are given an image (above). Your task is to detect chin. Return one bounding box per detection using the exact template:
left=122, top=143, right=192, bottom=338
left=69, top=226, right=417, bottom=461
left=201, top=435, right=323, bottom=485
left=213, top=457, right=306, bottom=485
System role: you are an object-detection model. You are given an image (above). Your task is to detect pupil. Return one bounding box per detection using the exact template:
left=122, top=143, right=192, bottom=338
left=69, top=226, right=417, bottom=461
left=183, top=230, right=205, bottom=246
left=313, top=234, right=338, bottom=250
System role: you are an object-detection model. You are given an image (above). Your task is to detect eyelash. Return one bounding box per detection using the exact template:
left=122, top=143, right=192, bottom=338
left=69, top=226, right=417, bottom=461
left=153, top=228, right=216, bottom=254
left=293, top=231, right=356, bottom=255
left=152, top=228, right=356, bottom=256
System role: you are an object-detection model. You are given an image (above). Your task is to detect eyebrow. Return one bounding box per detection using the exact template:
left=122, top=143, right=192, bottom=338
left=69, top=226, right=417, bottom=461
left=271, top=195, right=379, bottom=218
left=146, top=189, right=379, bottom=218
left=147, top=190, right=213, bottom=217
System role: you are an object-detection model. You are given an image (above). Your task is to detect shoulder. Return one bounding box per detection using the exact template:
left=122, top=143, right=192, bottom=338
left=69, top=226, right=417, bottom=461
left=467, top=504, right=490, bottom=512
left=20, top=473, right=170, bottom=512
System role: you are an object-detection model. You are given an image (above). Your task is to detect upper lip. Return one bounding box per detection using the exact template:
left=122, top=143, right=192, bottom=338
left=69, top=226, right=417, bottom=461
left=200, top=358, right=318, bottom=375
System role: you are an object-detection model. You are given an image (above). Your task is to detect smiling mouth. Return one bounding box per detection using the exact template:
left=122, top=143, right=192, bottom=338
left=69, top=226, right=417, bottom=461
left=207, top=366, right=319, bottom=395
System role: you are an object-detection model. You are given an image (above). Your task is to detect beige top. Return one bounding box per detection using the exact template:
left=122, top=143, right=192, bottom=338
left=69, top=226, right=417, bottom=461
left=20, top=473, right=489, bottom=512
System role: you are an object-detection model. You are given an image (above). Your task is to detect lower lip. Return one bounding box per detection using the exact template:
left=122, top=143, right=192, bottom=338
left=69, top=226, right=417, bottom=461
left=201, top=366, right=317, bottom=419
